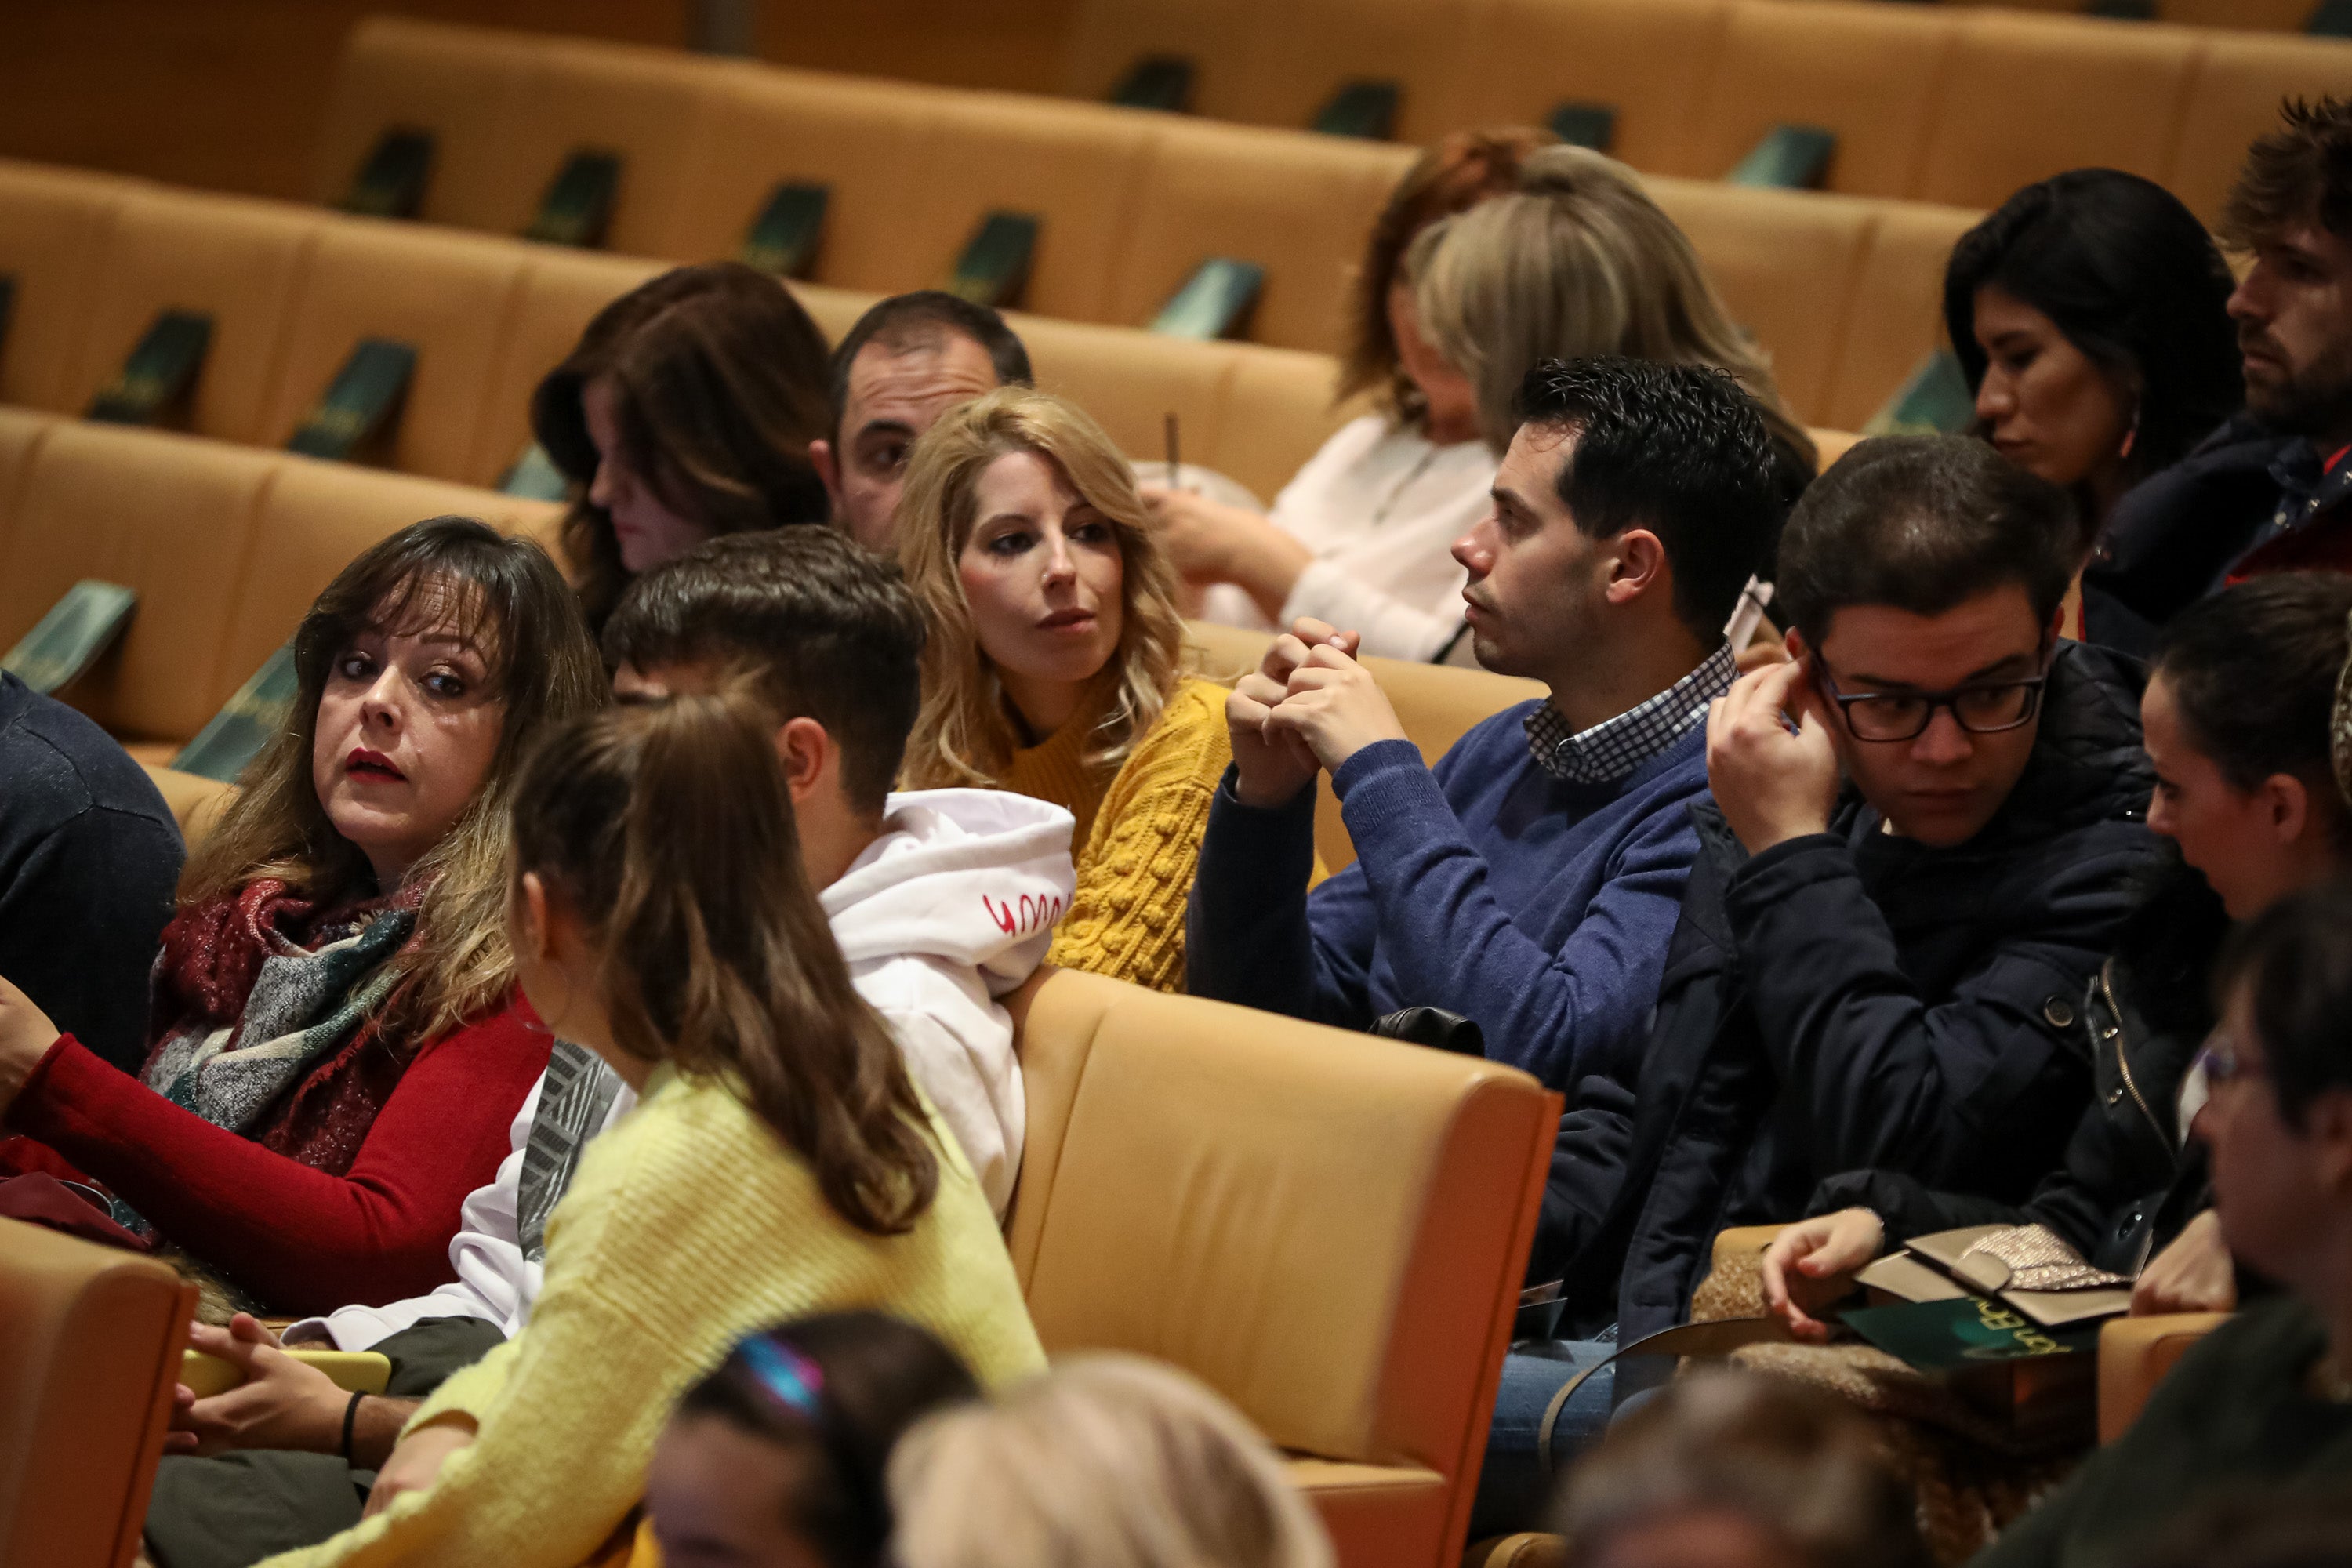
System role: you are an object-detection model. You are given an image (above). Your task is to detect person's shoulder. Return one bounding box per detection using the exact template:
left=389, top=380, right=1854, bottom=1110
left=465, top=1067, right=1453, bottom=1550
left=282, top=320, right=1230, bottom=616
left=0, top=677, right=173, bottom=834
left=1138, top=679, right=1234, bottom=763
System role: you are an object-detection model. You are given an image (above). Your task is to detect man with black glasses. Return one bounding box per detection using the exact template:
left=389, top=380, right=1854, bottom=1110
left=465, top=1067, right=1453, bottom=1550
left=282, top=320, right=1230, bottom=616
left=1490, top=437, right=2165, bottom=1502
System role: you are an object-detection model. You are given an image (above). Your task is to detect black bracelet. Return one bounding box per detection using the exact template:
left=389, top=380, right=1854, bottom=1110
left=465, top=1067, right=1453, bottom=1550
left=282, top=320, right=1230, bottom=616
left=339, top=1391, right=365, bottom=1464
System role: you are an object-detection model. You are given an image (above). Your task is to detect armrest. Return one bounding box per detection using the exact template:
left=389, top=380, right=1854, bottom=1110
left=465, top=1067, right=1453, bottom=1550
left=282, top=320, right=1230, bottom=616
left=1463, top=1534, right=1565, bottom=1568
left=2096, top=1312, right=2230, bottom=1443
left=181, top=1347, right=391, bottom=1399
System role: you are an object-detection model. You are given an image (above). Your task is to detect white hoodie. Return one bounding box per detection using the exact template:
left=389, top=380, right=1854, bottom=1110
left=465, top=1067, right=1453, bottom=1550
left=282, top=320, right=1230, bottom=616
left=302, top=789, right=1075, bottom=1350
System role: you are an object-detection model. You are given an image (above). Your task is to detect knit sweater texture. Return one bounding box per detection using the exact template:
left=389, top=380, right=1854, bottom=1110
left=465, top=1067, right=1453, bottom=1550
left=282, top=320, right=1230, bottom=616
left=1006, top=677, right=1231, bottom=993
left=256, top=1064, right=1044, bottom=1568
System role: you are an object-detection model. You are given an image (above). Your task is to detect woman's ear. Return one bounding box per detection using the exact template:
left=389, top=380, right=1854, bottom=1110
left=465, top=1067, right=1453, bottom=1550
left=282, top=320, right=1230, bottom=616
left=516, top=871, right=554, bottom=961
left=2262, top=771, right=2315, bottom=848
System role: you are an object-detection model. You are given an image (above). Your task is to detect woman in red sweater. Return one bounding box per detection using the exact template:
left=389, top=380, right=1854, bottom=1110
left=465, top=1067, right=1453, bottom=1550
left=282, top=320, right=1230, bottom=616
left=0, top=517, right=606, bottom=1314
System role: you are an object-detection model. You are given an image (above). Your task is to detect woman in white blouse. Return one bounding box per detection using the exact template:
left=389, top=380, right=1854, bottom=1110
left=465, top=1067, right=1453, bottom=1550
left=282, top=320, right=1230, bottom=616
left=1148, top=139, right=1816, bottom=665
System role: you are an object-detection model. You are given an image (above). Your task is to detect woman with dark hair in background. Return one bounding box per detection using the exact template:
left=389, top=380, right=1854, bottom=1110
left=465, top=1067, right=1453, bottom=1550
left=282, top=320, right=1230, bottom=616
left=533, top=262, right=834, bottom=632
left=0, top=518, right=607, bottom=1314
left=1943, top=170, right=2241, bottom=635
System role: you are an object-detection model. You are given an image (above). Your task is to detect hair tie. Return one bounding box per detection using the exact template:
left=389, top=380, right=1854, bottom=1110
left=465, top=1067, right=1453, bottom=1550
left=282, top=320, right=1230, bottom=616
left=2331, top=610, right=2352, bottom=812
left=738, top=1334, right=826, bottom=1419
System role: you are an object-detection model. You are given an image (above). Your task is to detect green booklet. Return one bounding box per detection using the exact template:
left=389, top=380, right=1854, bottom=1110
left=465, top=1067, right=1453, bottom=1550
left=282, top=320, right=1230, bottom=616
left=173, top=644, right=299, bottom=783
left=524, top=151, right=622, bottom=249
left=339, top=129, right=435, bottom=220
left=86, top=310, right=213, bottom=426
left=1841, top=1295, right=2100, bottom=1374
left=1110, top=55, right=1193, bottom=112
left=1313, top=80, right=1400, bottom=140
left=286, top=338, right=417, bottom=462
left=499, top=440, right=572, bottom=501
left=1864, top=347, right=1975, bottom=437
left=946, top=212, right=1039, bottom=309
left=1151, top=258, right=1264, bottom=340
left=1728, top=124, right=1837, bottom=190
left=739, top=183, right=829, bottom=278
left=2, top=581, right=136, bottom=695
left=1548, top=103, right=1617, bottom=152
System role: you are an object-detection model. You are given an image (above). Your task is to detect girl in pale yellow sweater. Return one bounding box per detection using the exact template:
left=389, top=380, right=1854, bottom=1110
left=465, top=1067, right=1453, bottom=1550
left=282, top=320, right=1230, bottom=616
left=895, top=387, right=1230, bottom=993
left=256, top=692, right=1043, bottom=1568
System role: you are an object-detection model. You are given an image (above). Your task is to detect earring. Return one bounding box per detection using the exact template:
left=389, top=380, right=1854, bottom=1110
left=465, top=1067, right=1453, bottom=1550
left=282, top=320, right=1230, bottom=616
left=2119, top=405, right=2141, bottom=463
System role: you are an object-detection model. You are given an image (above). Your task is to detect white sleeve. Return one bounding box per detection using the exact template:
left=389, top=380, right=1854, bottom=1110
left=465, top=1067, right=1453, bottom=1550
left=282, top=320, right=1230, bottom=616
left=1281, top=558, right=1469, bottom=664
left=875, top=1000, right=1022, bottom=1222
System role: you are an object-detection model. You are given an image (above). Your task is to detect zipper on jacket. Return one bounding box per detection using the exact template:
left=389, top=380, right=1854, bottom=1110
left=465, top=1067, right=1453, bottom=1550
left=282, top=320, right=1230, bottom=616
left=2101, top=959, right=2165, bottom=1149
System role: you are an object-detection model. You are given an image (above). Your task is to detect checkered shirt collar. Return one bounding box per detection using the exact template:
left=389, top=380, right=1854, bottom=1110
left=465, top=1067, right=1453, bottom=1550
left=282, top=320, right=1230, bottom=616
left=1524, top=641, right=1739, bottom=785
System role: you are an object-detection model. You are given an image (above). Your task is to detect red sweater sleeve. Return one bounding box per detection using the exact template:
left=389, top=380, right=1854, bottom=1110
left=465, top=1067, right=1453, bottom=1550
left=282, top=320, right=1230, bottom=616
left=7, top=1001, right=552, bottom=1314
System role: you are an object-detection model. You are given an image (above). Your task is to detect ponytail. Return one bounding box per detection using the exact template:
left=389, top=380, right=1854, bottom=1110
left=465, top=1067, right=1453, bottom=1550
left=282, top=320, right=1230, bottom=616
left=510, top=690, right=938, bottom=1234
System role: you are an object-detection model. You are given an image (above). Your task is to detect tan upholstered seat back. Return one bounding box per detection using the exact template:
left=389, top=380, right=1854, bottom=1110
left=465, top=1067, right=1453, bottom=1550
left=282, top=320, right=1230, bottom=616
left=0, top=160, right=131, bottom=414
left=2167, top=34, right=2352, bottom=226
left=1003, top=966, right=1555, bottom=1475
left=0, top=1217, right=194, bottom=1568
left=470, top=249, right=668, bottom=488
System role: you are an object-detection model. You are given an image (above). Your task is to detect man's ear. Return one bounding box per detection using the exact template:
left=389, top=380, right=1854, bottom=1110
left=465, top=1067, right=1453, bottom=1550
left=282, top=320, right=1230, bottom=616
left=2305, top=1089, right=2352, bottom=1200
left=2261, top=771, right=2315, bottom=848
left=1602, top=528, right=1668, bottom=607
left=810, top=437, right=844, bottom=512
left=775, top=716, right=833, bottom=804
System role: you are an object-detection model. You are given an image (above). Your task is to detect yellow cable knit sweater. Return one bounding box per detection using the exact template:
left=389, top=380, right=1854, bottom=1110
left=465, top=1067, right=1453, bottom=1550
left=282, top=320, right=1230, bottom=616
left=257, top=1065, right=1044, bottom=1568
left=1004, top=677, right=1230, bottom=994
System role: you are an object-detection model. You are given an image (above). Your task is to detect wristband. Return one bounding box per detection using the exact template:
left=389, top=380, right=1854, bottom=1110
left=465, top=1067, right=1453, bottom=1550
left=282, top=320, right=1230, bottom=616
left=340, top=1391, right=365, bottom=1463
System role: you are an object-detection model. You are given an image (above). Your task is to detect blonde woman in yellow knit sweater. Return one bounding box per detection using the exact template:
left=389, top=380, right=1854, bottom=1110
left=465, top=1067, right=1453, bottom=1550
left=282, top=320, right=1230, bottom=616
left=896, top=386, right=1229, bottom=992
left=256, top=692, right=1042, bottom=1568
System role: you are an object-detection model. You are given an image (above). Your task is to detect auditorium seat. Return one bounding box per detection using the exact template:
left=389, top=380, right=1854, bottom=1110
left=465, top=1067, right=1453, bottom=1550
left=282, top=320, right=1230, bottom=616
left=142, top=763, right=236, bottom=842
left=1914, top=13, right=2199, bottom=212
left=0, top=161, right=131, bottom=415
left=2169, top=32, right=2352, bottom=226
left=471, top=249, right=667, bottom=487
left=1054, top=0, right=1271, bottom=125
left=1208, top=346, right=1362, bottom=504
left=2097, top=1312, right=2230, bottom=1443
left=1004, top=964, right=1559, bottom=1568
left=0, top=1217, right=196, bottom=1568
left=1820, top=201, right=1981, bottom=437
left=1225, top=0, right=1488, bottom=146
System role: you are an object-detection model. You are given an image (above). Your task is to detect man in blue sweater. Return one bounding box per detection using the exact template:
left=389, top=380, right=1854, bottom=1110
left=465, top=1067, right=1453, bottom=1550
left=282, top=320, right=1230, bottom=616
left=1185, top=355, right=1787, bottom=1097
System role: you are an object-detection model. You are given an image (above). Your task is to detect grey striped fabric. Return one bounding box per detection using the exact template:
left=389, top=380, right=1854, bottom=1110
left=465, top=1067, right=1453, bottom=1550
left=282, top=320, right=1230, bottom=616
left=516, top=1040, right=624, bottom=1262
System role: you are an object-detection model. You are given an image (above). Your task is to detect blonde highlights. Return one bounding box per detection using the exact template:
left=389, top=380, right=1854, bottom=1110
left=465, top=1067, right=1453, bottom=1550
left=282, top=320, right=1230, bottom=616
left=895, top=387, right=1186, bottom=789
left=1410, top=145, right=1815, bottom=466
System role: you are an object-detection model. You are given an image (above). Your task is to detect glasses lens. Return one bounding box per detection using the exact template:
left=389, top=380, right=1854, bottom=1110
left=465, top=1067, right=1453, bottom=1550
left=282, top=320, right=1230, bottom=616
left=1954, top=682, right=2036, bottom=732
left=1843, top=695, right=1929, bottom=741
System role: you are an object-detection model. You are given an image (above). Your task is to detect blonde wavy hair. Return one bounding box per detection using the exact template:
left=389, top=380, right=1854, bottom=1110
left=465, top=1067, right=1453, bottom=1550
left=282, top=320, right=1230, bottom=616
left=895, top=387, right=1186, bottom=788
left=181, top=518, right=607, bottom=1044
left=1410, top=144, right=1817, bottom=470
left=888, top=1354, right=1334, bottom=1568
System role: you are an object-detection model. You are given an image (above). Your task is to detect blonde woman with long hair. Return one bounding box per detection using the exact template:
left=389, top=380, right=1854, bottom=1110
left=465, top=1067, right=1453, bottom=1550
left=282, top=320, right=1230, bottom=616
left=249, top=690, right=1041, bottom=1568
left=0, top=518, right=606, bottom=1314
left=1149, top=139, right=1817, bottom=666
left=890, top=1354, right=1334, bottom=1568
left=897, top=387, right=1229, bottom=993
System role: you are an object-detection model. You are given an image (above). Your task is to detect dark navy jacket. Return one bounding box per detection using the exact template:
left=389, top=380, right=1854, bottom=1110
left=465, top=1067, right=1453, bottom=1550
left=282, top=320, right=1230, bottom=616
left=1547, top=641, right=2163, bottom=1349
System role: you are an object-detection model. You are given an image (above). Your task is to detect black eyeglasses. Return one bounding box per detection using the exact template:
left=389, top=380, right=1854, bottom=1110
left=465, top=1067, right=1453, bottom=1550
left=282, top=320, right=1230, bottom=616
left=1813, top=657, right=2051, bottom=743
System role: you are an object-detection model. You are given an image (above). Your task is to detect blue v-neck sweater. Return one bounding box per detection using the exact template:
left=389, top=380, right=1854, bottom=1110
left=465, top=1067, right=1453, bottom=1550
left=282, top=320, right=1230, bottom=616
left=1186, top=704, right=1709, bottom=1093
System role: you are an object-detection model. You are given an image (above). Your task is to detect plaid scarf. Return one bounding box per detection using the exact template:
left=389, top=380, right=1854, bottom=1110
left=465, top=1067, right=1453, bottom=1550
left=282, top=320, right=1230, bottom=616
left=140, top=879, right=423, bottom=1178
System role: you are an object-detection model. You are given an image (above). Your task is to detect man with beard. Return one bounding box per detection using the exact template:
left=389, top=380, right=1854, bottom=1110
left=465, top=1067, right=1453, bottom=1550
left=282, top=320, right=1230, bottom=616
left=2085, top=97, right=2352, bottom=654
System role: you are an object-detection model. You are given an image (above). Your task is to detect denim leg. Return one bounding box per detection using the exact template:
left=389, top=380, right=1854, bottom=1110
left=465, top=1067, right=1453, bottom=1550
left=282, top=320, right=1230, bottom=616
left=1471, top=1338, right=1618, bottom=1538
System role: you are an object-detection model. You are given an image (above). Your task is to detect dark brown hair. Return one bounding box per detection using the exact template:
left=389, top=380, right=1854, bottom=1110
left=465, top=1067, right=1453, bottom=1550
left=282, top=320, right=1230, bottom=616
left=183, top=517, right=607, bottom=1040
left=507, top=690, right=938, bottom=1234
left=2221, top=96, right=2352, bottom=250
left=533, top=263, right=833, bottom=632
left=601, top=530, right=926, bottom=818
left=2151, top=572, right=2352, bottom=793
left=1341, top=126, right=1557, bottom=423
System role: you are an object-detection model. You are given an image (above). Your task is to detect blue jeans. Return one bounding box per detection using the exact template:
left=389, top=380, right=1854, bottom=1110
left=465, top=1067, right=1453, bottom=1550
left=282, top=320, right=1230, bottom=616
left=1472, top=1337, right=1618, bottom=1537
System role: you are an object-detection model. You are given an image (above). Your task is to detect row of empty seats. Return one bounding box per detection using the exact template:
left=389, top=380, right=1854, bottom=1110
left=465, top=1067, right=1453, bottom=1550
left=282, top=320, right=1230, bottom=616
left=0, top=158, right=1352, bottom=505
left=310, top=20, right=1979, bottom=428
left=1037, top=0, right=2352, bottom=218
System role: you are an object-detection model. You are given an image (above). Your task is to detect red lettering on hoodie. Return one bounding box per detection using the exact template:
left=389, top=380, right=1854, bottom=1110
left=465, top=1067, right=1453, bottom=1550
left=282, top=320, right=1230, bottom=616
left=981, top=893, right=1068, bottom=936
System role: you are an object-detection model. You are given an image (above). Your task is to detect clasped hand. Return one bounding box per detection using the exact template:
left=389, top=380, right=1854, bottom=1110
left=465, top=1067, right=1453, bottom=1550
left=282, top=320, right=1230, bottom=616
left=1226, top=618, right=1407, bottom=808
left=1705, top=658, right=1842, bottom=855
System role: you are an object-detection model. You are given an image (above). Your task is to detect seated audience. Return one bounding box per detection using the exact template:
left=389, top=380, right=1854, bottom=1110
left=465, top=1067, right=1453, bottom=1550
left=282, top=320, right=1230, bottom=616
left=252, top=691, right=1043, bottom=1568
left=888, top=1354, right=1333, bottom=1568
left=644, top=1312, right=980, bottom=1568
left=1942, top=169, right=2241, bottom=642
left=896, top=387, right=1227, bottom=992
left=1487, top=436, right=2161, bottom=1515
left=1974, top=882, right=2352, bottom=1567
left=1157, top=142, right=1815, bottom=665
left=1552, top=1370, right=1933, bottom=1568
left=0, top=668, right=183, bottom=1073
left=2088, top=98, right=2352, bottom=650
left=811, top=290, right=1033, bottom=552
left=1764, top=573, right=2352, bottom=1338
left=1147, top=127, right=1547, bottom=662
left=532, top=261, right=833, bottom=632
left=1188, top=355, right=1780, bottom=1088
left=0, top=518, right=603, bottom=1313
left=140, top=530, right=1072, bottom=1567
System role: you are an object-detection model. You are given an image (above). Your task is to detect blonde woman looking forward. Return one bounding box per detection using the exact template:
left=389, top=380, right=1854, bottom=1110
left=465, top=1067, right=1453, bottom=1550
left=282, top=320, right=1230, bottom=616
left=1152, top=139, right=1815, bottom=665
left=897, top=388, right=1228, bottom=993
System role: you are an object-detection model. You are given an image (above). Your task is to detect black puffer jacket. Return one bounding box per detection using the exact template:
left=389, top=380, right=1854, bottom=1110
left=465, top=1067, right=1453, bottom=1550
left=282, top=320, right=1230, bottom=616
left=1549, top=641, right=2165, bottom=1352
left=1809, top=858, right=2227, bottom=1276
